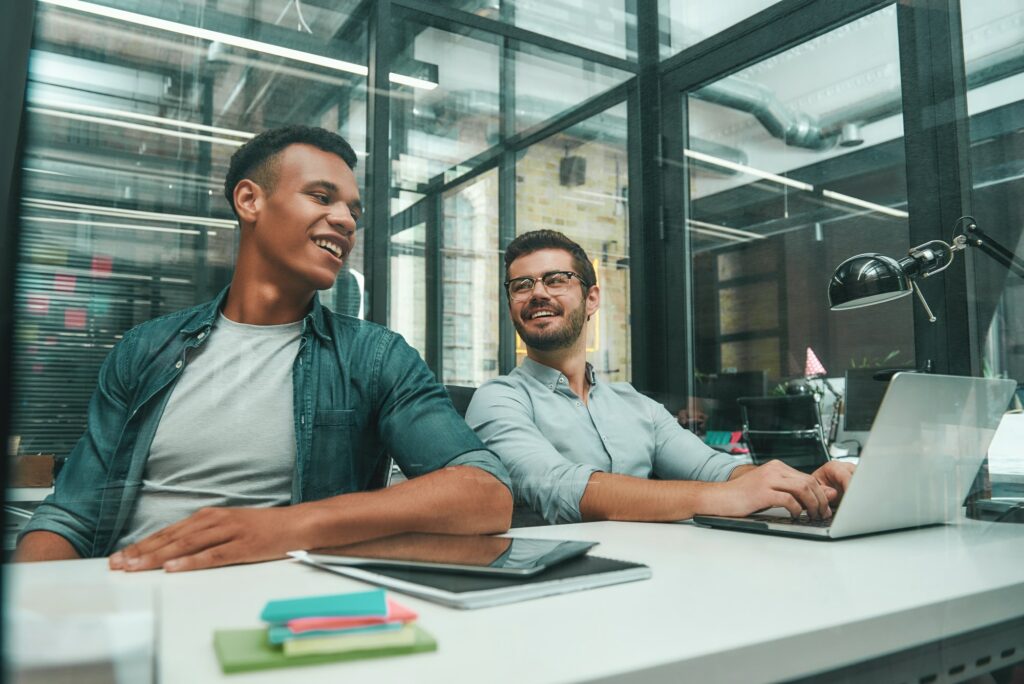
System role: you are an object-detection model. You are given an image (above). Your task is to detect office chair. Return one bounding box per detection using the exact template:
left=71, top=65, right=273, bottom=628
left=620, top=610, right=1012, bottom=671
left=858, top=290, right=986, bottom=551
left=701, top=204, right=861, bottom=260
left=737, top=395, right=830, bottom=474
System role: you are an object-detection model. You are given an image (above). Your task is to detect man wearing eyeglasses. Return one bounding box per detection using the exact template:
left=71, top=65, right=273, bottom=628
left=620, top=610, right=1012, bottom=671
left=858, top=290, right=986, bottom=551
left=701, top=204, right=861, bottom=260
left=466, top=229, right=854, bottom=525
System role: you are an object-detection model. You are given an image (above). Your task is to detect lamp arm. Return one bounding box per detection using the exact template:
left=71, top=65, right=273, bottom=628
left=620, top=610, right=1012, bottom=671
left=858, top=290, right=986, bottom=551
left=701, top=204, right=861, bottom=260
left=961, top=221, right=1024, bottom=278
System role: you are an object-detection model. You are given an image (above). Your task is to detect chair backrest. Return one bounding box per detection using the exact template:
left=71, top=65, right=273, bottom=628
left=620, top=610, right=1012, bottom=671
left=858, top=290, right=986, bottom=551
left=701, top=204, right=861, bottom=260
left=738, top=395, right=829, bottom=473
left=445, top=385, right=476, bottom=418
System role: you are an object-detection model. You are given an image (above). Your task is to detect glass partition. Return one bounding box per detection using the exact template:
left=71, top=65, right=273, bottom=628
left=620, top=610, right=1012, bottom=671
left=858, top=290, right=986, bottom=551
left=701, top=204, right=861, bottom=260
left=682, top=6, right=911, bottom=438
left=658, top=0, right=780, bottom=58
left=961, top=0, right=1024, bottom=482
left=12, top=0, right=368, bottom=463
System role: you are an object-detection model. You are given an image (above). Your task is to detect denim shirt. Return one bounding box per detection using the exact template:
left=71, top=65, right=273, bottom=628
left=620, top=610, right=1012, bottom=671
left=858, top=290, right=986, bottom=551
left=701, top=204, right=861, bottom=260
left=21, top=288, right=510, bottom=557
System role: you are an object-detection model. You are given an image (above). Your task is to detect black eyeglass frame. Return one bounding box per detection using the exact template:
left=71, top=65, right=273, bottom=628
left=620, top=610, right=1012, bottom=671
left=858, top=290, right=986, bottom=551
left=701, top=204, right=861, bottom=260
left=503, top=270, right=591, bottom=299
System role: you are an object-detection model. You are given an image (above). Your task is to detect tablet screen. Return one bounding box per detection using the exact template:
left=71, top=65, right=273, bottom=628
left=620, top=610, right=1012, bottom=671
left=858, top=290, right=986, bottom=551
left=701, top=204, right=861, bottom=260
left=301, top=533, right=598, bottom=576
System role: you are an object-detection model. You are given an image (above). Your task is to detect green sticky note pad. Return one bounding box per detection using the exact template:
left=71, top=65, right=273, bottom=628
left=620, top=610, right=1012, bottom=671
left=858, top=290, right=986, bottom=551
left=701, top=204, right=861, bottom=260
left=213, top=624, right=437, bottom=674
left=260, top=589, right=387, bottom=623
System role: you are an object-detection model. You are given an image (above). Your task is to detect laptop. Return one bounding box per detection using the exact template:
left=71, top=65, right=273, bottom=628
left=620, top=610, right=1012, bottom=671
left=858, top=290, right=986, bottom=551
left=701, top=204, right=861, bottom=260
left=694, top=373, right=1016, bottom=540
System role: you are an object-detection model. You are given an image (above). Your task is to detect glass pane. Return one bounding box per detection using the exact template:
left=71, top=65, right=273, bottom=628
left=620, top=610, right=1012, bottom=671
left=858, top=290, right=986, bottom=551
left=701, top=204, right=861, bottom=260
left=515, top=102, right=630, bottom=381
left=441, top=170, right=500, bottom=386
left=683, top=6, right=911, bottom=439
left=12, top=0, right=367, bottom=463
left=658, top=0, right=780, bottom=58
left=389, top=223, right=427, bottom=359
left=961, top=0, right=1024, bottom=480
left=503, top=0, right=635, bottom=61
left=389, top=21, right=500, bottom=196
left=514, top=44, right=632, bottom=133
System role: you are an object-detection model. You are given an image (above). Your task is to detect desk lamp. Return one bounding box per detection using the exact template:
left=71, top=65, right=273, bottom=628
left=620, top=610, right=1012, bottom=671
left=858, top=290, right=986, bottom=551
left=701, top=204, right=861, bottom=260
left=828, top=217, right=1024, bottom=321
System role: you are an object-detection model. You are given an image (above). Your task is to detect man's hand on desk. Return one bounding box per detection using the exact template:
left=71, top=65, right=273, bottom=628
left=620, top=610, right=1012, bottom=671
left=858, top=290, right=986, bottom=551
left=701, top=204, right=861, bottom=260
left=709, top=460, right=838, bottom=520
left=108, top=506, right=314, bottom=573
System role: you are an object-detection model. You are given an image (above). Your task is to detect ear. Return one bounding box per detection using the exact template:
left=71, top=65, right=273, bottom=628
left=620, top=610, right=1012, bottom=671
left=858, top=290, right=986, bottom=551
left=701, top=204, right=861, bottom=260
left=585, top=283, right=601, bottom=320
left=233, top=179, right=263, bottom=227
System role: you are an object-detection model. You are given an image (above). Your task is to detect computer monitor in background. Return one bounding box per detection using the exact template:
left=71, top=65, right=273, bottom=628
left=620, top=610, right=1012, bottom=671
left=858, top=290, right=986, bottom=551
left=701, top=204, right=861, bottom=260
left=698, top=371, right=767, bottom=431
left=844, top=368, right=910, bottom=432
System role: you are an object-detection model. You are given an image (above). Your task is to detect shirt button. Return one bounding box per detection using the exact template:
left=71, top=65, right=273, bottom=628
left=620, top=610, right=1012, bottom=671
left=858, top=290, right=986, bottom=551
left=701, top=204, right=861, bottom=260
left=548, top=384, right=554, bottom=390
left=197, top=331, right=206, bottom=340
left=558, top=377, right=566, bottom=384
left=575, top=401, right=582, bottom=407
left=175, top=360, right=183, bottom=369
left=301, top=416, right=305, bottom=425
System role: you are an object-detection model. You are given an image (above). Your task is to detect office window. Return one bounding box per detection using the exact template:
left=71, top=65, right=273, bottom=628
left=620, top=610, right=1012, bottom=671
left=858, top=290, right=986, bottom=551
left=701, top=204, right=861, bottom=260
left=12, top=0, right=368, bottom=459
left=961, top=0, right=1024, bottom=478
left=515, top=102, right=630, bottom=381
left=682, top=6, right=911, bottom=432
left=658, top=0, right=779, bottom=58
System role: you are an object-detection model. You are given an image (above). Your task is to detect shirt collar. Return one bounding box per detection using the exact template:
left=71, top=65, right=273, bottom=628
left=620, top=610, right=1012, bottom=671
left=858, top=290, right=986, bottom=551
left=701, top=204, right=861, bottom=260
left=518, top=357, right=598, bottom=392
left=180, top=286, right=332, bottom=343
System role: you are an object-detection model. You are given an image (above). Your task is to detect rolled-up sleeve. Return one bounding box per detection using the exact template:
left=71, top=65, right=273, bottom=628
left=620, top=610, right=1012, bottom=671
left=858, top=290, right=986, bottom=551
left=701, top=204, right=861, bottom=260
left=648, top=397, right=745, bottom=482
left=467, top=380, right=598, bottom=524
left=374, top=332, right=510, bottom=492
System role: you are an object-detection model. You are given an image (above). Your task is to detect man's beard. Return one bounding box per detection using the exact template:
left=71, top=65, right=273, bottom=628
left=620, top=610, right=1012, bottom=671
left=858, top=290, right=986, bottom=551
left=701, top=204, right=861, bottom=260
left=513, top=299, right=587, bottom=351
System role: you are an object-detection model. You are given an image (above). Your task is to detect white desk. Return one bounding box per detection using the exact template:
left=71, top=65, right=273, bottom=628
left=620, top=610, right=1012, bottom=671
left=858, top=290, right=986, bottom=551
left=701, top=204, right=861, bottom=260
left=9, top=519, right=1024, bottom=683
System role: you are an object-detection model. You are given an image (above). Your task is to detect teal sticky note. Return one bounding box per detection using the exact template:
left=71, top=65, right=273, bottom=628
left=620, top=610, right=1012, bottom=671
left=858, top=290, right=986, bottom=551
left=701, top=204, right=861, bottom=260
left=260, top=589, right=388, bottom=623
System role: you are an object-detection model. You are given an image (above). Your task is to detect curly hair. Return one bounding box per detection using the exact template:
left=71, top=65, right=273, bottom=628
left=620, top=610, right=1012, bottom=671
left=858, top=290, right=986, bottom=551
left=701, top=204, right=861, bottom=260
left=222, top=125, right=358, bottom=216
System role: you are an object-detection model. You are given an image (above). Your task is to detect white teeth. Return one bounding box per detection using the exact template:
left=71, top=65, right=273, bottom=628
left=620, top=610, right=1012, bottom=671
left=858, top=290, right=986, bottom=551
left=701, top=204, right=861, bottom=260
left=531, top=311, right=555, bottom=319
left=314, top=238, right=342, bottom=258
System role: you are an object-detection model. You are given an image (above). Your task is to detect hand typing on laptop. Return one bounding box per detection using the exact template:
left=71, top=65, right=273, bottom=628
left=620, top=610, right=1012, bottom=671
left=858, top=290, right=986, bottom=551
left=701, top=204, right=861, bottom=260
left=704, top=460, right=855, bottom=521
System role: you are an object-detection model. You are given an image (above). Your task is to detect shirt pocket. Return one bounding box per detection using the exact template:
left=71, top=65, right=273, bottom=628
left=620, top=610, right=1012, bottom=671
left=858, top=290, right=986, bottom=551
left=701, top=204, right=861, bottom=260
left=309, top=409, right=356, bottom=497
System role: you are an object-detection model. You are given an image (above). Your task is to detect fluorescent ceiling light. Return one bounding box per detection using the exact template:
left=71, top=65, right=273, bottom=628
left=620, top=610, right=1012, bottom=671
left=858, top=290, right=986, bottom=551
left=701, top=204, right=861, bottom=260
left=821, top=189, right=909, bottom=218
left=23, top=216, right=202, bottom=236
left=688, top=226, right=749, bottom=243
left=40, top=0, right=437, bottom=90
left=31, top=99, right=254, bottom=139
left=688, top=219, right=765, bottom=240
left=23, top=197, right=237, bottom=228
left=684, top=148, right=815, bottom=193
left=28, top=106, right=246, bottom=147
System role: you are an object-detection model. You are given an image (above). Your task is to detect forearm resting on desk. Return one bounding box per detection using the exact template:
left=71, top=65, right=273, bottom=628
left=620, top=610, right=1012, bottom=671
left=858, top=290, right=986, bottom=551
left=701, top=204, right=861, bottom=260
left=15, top=531, right=82, bottom=562
left=110, top=465, right=513, bottom=573
left=579, top=461, right=834, bottom=522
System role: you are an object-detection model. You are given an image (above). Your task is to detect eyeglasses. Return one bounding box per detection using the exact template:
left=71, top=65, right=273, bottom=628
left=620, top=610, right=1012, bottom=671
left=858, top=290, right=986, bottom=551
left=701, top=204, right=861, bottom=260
left=504, top=271, right=589, bottom=301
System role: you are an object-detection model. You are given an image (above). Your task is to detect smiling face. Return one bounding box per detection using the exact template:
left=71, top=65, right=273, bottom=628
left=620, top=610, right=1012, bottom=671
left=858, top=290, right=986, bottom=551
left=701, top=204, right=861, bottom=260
left=234, top=143, right=362, bottom=293
left=507, top=248, right=599, bottom=352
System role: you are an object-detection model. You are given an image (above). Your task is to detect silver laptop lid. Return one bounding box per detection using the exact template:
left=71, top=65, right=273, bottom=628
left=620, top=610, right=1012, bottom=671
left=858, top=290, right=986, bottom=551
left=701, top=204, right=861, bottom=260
left=829, top=373, right=1015, bottom=538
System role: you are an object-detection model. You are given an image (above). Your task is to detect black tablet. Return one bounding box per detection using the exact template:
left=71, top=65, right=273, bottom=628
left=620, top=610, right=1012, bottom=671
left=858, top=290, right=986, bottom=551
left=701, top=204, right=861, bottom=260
left=293, top=532, right=598, bottom=577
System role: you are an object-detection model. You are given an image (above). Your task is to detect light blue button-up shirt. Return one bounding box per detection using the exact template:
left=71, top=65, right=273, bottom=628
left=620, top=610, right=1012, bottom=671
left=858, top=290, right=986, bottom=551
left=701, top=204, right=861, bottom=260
left=467, top=357, right=743, bottom=524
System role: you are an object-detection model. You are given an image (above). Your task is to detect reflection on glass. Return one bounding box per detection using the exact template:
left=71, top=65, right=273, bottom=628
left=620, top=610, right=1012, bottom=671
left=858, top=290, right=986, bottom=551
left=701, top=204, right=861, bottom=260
left=390, top=21, right=500, bottom=195
left=658, top=0, right=780, bottom=58
left=515, top=102, right=630, bottom=382
left=685, top=6, right=911, bottom=433
left=960, top=0, right=1024, bottom=477
left=12, top=0, right=367, bottom=459
left=514, top=45, right=632, bottom=132
left=442, top=170, right=500, bottom=386
left=501, top=0, right=636, bottom=61
left=390, top=223, right=427, bottom=359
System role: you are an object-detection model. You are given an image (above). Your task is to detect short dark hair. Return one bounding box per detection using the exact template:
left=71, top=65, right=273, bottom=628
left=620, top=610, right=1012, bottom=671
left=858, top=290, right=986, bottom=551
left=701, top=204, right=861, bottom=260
left=223, top=125, right=358, bottom=216
left=504, top=230, right=596, bottom=291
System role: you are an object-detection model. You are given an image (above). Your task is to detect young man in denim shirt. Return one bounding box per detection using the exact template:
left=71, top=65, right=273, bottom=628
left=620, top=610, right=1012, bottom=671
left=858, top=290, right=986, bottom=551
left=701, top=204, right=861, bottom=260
left=17, top=126, right=512, bottom=570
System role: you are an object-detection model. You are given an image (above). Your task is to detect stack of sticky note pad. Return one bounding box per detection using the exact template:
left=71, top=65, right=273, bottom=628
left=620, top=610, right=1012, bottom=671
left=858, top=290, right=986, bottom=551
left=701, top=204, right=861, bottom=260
left=213, top=589, right=436, bottom=673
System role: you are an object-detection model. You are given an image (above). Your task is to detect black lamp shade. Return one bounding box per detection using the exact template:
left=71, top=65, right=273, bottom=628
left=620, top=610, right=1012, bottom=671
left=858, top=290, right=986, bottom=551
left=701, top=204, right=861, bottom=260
left=828, top=253, right=912, bottom=310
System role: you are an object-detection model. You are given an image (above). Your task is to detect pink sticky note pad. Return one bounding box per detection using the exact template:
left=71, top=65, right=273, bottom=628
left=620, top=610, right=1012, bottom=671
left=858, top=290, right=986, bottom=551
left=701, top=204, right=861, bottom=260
left=286, top=599, right=417, bottom=634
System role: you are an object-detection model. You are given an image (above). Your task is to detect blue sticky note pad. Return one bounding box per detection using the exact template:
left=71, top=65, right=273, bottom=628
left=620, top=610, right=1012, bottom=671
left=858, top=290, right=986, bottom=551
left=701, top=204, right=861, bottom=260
left=267, top=622, right=403, bottom=645
left=260, top=589, right=388, bottom=623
